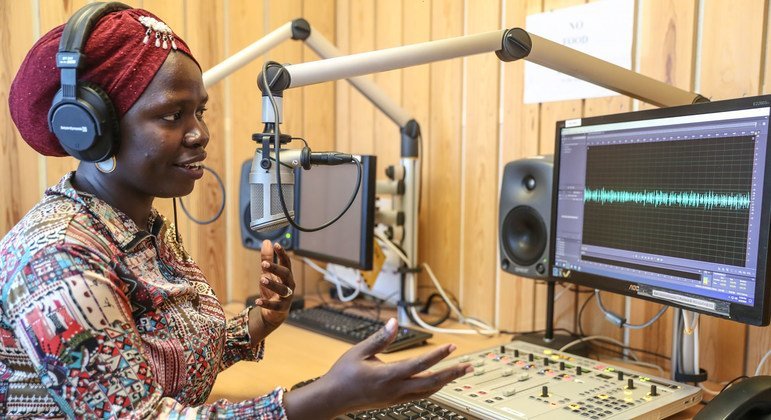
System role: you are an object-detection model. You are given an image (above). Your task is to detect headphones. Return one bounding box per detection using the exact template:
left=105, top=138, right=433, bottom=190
left=48, top=2, right=130, bottom=162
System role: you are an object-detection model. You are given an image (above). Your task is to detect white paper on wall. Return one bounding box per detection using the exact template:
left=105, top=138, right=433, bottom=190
left=524, top=0, right=634, bottom=104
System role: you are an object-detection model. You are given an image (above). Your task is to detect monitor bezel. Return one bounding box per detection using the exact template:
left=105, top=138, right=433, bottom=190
left=292, top=155, right=376, bottom=271
left=550, top=95, right=771, bottom=326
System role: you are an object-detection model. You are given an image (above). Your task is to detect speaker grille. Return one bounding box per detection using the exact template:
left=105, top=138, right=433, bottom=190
left=502, top=205, right=547, bottom=266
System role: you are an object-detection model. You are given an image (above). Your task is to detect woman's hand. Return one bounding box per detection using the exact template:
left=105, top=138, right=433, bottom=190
left=248, top=239, right=295, bottom=344
left=283, top=318, right=473, bottom=419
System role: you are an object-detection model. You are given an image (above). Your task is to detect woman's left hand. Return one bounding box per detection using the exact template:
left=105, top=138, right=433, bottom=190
left=250, top=239, right=295, bottom=341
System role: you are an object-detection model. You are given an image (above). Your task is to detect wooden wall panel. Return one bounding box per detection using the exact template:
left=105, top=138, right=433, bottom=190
left=226, top=1, right=265, bottom=302
left=426, top=0, right=463, bottom=304
left=299, top=0, right=337, bottom=296
left=373, top=0, right=402, bottom=169
left=184, top=1, right=227, bottom=298
left=497, top=0, right=543, bottom=332
left=459, top=0, right=500, bottom=324
left=402, top=0, right=432, bottom=302
left=344, top=1, right=375, bottom=156
left=697, top=0, right=766, bottom=382
left=0, top=0, right=38, bottom=236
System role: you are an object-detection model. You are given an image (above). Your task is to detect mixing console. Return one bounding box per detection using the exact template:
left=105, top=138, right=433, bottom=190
left=428, top=340, right=701, bottom=419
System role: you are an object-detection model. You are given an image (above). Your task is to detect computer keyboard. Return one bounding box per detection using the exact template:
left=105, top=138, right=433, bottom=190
left=337, top=399, right=474, bottom=419
left=286, top=305, right=432, bottom=353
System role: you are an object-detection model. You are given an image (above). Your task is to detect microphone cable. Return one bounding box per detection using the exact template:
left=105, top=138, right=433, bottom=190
left=261, top=61, right=362, bottom=232
left=178, top=164, right=227, bottom=224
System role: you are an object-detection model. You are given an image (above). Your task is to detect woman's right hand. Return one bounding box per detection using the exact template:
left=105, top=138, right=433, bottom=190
left=283, top=318, right=473, bottom=419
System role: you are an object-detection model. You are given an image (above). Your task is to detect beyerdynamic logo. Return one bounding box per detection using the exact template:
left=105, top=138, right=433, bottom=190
left=59, top=126, right=88, bottom=133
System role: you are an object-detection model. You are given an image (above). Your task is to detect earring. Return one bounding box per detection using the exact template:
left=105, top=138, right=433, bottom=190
left=95, top=156, right=116, bottom=174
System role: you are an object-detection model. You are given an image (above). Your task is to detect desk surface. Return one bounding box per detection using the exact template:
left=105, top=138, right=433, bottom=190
left=209, top=305, right=702, bottom=418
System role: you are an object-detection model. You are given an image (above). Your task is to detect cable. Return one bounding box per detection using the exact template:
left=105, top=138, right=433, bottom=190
left=261, top=61, right=362, bottom=233
left=607, top=357, right=665, bottom=376
left=560, top=335, right=640, bottom=361
left=595, top=290, right=668, bottom=329
left=755, top=347, right=771, bottom=376
left=178, top=164, right=226, bottom=224
left=302, top=257, right=360, bottom=302
left=374, top=231, right=498, bottom=336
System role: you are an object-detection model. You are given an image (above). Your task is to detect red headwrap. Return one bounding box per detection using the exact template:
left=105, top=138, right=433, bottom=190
left=8, top=7, right=199, bottom=157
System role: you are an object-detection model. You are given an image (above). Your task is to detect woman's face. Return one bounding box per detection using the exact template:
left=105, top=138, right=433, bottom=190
left=114, top=52, right=209, bottom=199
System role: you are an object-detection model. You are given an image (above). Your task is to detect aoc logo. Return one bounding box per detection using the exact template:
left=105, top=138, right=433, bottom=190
left=628, top=284, right=640, bottom=292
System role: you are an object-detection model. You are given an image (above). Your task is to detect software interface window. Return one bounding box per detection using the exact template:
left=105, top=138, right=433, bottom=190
left=553, top=106, right=770, bottom=317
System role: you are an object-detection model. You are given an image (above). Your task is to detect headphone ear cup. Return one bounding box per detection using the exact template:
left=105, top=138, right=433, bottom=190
left=48, top=81, right=119, bottom=162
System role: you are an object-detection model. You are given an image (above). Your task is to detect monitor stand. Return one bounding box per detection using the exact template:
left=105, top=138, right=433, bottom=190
left=514, top=280, right=588, bottom=356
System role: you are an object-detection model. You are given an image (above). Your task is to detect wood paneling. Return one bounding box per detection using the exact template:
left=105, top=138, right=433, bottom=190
left=460, top=0, right=500, bottom=324
left=426, top=0, right=463, bottom=304
left=0, top=1, right=37, bottom=236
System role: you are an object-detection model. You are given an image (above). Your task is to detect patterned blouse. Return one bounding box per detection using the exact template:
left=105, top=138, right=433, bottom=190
left=0, top=173, right=286, bottom=418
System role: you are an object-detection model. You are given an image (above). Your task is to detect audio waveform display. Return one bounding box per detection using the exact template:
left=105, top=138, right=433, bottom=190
left=582, top=135, right=756, bottom=267
left=584, top=188, right=751, bottom=210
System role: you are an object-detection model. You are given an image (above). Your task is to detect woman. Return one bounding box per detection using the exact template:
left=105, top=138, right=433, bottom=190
left=1, top=5, right=470, bottom=419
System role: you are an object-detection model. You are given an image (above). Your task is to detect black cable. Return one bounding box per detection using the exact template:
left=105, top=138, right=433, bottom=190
left=261, top=61, right=362, bottom=233
left=178, top=164, right=226, bottom=224
left=577, top=289, right=594, bottom=337
left=420, top=292, right=452, bottom=326
left=291, top=137, right=309, bottom=147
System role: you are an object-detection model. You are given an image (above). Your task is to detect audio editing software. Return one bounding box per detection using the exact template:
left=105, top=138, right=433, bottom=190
left=553, top=106, right=770, bottom=315
left=428, top=341, right=701, bottom=419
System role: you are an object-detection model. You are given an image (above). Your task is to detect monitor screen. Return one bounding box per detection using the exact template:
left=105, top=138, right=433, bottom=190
left=551, top=95, right=771, bottom=326
left=292, top=155, right=376, bottom=270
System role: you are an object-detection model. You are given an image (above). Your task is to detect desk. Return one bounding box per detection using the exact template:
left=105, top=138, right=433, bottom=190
left=209, top=306, right=702, bottom=418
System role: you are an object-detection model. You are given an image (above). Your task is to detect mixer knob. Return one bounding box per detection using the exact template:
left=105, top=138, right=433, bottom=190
left=618, top=371, right=624, bottom=381
left=528, top=353, right=534, bottom=362
left=504, top=389, right=517, bottom=397
left=541, top=386, right=549, bottom=398
left=650, top=385, right=658, bottom=396
left=627, top=378, right=636, bottom=390
left=501, top=369, right=513, bottom=377
left=576, top=366, right=582, bottom=376
left=559, top=361, right=565, bottom=370
left=514, top=349, right=520, bottom=357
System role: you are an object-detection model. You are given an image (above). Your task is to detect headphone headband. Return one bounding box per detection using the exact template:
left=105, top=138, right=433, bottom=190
left=59, top=2, right=131, bottom=54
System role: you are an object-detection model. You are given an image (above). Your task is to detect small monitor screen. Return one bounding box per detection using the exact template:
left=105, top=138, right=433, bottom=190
left=292, top=155, right=376, bottom=270
left=551, top=95, right=771, bottom=326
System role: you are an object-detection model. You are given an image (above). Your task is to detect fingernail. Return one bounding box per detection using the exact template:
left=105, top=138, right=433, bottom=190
left=275, top=243, right=282, bottom=250
left=262, top=261, right=270, bottom=268
left=465, top=366, right=474, bottom=374
left=385, top=318, right=397, bottom=333
left=448, top=344, right=457, bottom=353
left=261, top=278, right=269, bottom=285
left=255, top=299, right=262, bottom=306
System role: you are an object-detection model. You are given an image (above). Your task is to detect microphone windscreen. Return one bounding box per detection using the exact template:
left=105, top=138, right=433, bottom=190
left=249, top=155, right=295, bottom=232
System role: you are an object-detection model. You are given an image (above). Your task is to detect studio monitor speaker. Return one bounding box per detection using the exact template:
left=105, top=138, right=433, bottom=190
left=499, top=155, right=553, bottom=279
left=239, top=160, right=293, bottom=250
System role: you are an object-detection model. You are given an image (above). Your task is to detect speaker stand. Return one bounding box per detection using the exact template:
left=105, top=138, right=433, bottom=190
left=513, top=280, right=588, bottom=356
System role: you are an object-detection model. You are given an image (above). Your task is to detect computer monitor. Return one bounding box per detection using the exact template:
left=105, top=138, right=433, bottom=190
left=551, top=95, right=771, bottom=326
left=292, top=155, right=376, bottom=270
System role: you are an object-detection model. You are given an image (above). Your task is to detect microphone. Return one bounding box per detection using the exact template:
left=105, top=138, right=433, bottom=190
left=249, top=146, right=353, bottom=232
